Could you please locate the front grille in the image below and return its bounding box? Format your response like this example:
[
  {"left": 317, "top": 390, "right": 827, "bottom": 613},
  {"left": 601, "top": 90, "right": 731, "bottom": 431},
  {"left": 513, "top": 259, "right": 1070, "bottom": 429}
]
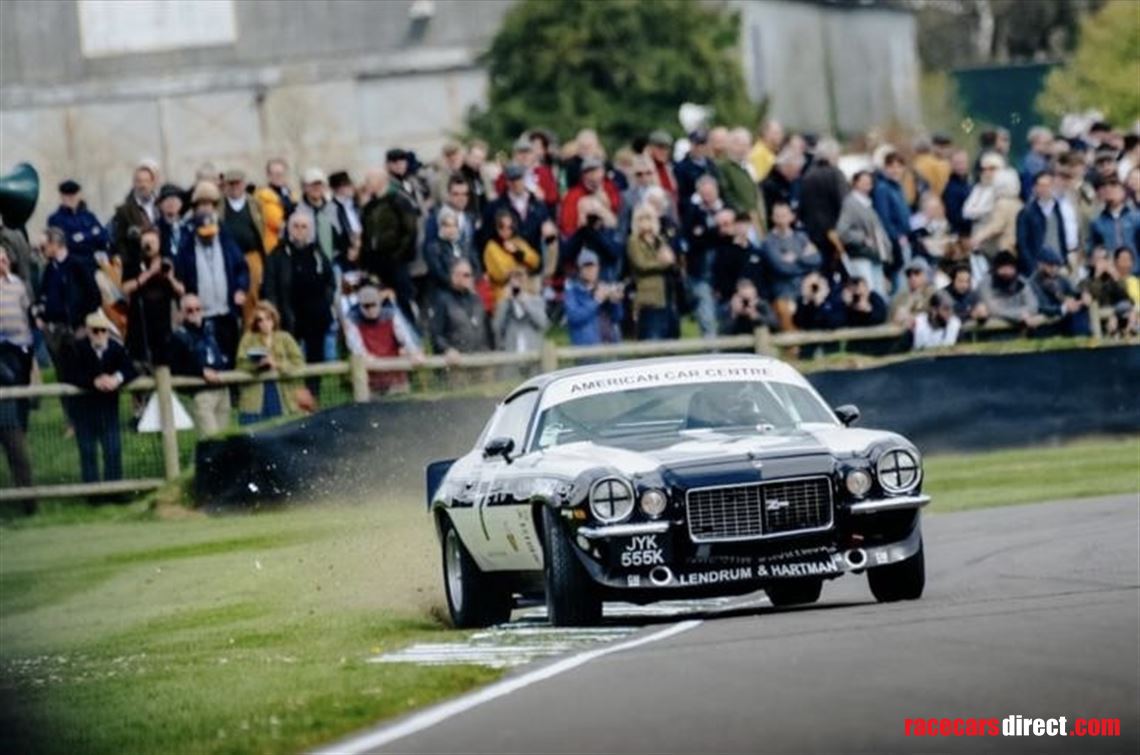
[{"left": 686, "top": 477, "right": 833, "bottom": 543}]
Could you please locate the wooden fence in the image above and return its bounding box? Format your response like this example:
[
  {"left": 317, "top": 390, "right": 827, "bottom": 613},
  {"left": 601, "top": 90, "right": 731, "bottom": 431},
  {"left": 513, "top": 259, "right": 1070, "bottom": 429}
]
[{"left": 0, "top": 312, "right": 1111, "bottom": 502}]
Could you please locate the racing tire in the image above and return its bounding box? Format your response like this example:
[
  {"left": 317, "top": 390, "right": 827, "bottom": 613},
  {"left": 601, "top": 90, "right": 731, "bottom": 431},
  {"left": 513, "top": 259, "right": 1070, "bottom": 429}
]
[
  {"left": 867, "top": 540, "right": 925, "bottom": 602},
  {"left": 541, "top": 506, "right": 603, "bottom": 626},
  {"left": 441, "top": 518, "right": 513, "bottom": 628},
  {"left": 765, "top": 578, "right": 823, "bottom": 607}
]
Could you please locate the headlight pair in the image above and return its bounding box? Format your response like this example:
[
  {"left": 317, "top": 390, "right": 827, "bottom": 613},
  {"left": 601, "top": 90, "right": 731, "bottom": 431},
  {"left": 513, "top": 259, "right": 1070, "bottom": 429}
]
[
  {"left": 844, "top": 448, "right": 922, "bottom": 497},
  {"left": 588, "top": 478, "right": 667, "bottom": 522}
]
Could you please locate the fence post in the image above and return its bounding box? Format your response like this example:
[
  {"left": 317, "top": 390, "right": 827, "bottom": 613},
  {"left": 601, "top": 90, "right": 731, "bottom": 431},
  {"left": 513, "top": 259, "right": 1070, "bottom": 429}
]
[
  {"left": 752, "top": 325, "right": 772, "bottom": 356},
  {"left": 541, "top": 339, "right": 559, "bottom": 373},
  {"left": 1089, "top": 302, "right": 1102, "bottom": 340},
  {"left": 154, "top": 365, "right": 181, "bottom": 482},
  {"left": 350, "top": 353, "right": 370, "bottom": 403}
]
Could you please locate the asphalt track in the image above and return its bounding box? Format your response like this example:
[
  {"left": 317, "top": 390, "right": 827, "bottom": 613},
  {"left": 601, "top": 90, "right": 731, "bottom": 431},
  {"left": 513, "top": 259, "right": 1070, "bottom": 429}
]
[{"left": 330, "top": 495, "right": 1140, "bottom": 754}]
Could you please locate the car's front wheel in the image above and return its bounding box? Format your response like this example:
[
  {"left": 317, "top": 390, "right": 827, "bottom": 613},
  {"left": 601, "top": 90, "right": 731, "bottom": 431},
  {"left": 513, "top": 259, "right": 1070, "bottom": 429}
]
[
  {"left": 765, "top": 578, "right": 823, "bottom": 607},
  {"left": 867, "top": 540, "right": 925, "bottom": 602},
  {"left": 442, "top": 518, "right": 513, "bottom": 628},
  {"left": 542, "top": 506, "right": 602, "bottom": 626}
]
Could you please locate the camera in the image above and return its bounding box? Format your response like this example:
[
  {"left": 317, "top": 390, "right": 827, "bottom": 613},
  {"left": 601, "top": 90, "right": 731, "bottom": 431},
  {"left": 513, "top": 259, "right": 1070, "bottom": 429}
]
[{"left": 160, "top": 259, "right": 173, "bottom": 275}]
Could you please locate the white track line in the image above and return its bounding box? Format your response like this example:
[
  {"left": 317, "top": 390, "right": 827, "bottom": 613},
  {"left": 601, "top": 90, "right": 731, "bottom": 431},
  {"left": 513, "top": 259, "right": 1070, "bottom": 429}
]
[{"left": 312, "top": 619, "right": 703, "bottom": 754}]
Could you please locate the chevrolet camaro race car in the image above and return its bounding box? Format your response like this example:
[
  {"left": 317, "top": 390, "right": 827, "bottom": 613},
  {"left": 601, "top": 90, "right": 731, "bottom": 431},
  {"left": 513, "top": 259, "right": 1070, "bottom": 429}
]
[{"left": 426, "top": 355, "right": 929, "bottom": 627}]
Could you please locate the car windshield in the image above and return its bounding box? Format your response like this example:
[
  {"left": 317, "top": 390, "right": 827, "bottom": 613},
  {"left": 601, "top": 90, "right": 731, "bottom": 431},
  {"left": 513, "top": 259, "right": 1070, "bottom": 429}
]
[{"left": 532, "top": 380, "right": 836, "bottom": 451}]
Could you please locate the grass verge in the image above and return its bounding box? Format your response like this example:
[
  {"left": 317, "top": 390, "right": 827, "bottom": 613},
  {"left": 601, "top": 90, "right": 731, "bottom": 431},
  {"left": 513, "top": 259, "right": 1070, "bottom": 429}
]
[{"left": 0, "top": 437, "right": 1137, "bottom": 754}]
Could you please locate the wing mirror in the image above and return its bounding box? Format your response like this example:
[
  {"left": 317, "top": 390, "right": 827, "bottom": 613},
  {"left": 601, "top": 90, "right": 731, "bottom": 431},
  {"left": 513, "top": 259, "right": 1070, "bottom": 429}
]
[
  {"left": 834, "top": 404, "right": 860, "bottom": 426},
  {"left": 483, "top": 436, "right": 515, "bottom": 461}
]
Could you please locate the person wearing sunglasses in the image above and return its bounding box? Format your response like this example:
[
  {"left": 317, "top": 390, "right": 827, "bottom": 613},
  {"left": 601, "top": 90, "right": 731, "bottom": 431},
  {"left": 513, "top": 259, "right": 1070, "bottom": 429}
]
[
  {"left": 343, "top": 285, "right": 422, "bottom": 395},
  {"left": 236, "top": 301, "right": 306, "bottom": 426},
  {"left": 69, "top": 309, "right": 136, "bottom": 487}
]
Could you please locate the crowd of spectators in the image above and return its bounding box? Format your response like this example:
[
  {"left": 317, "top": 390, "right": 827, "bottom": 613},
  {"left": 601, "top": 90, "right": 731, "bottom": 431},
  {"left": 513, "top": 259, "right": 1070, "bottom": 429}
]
[{"left": 2, "top": 114, "right": 1140, "bottom": 500}]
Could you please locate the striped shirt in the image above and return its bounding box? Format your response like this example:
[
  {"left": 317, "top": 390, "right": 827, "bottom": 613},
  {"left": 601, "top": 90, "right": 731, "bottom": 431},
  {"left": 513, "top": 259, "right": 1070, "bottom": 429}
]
[{"left": 0, "top": 273, "right": 32, "bottom": 346}]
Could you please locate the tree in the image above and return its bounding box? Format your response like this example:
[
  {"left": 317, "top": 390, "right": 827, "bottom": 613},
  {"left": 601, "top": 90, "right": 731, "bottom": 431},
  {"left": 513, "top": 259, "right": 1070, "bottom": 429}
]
[
  {"left": 466, "top": 0, "right": 760, "bottom": 151},
  {"left": 1037, "top": 0, "right": 1140, "bottom": 125}
]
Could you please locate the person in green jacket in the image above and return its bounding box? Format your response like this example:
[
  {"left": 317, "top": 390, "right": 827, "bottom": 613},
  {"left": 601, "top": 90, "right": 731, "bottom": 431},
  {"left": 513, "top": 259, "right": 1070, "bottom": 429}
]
[
  {"left": 236, "top": 301, "right": 306, "bottom": 425},
  {"left": 717, "top": 127, "right": 767, "bottom": 235},
  {"left": 627, "top": 204, "right": 680, "bottom": 340}
]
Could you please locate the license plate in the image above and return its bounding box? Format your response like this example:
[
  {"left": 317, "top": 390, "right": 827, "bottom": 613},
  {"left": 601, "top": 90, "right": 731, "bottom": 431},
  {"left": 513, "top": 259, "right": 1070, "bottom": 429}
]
[{"left": 611, "top": 533, "right": 671, "bottom": 570}]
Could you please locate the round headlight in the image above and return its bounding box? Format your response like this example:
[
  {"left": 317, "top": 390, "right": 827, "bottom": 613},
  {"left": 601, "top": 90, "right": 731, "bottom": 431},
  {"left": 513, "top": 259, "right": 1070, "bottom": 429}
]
[
  {"left": 845, "top": 469, "right": 873, "bottom": 498},
  {"left": 639, "top": 489, "right": 668, "bottom": 518},
  {"left": 589, "top": 478, "right": 635, "bottom": 523},
  {"left": 877, "top": 448, "right": 922, "bottom": 494}
]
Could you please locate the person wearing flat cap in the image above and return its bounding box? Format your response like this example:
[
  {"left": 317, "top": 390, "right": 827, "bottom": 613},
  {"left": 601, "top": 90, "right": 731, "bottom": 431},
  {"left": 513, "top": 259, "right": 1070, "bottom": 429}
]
[
  {"left": 219, "top": 168, "right": 266, "bottom": 326},
  {"left": 69, "top": 308, "right": 136, "bottom": 485},
  {"left": 296, "top": 167, "right": 346, "bottom": 263},
  {"left": 47, "top": 179, "right": 108, "bottom": 263},
  {"left": 889, "top": 256, "right": 937, "bottom": 326},
  {"left": 646, "top": 130, "right": 677, "bottom": 201},
  {"left": 173, "top": 181, "right": 250, "bottom": 365}
]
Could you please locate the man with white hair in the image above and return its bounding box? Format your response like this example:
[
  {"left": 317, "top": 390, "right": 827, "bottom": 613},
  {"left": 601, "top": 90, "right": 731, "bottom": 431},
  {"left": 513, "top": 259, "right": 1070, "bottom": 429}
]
[
  {"left": 761, "top": 147, "right": 805, "bottom": 219},
  {"left": 717, "top": 127, "right": 765, "bottom": 233}
]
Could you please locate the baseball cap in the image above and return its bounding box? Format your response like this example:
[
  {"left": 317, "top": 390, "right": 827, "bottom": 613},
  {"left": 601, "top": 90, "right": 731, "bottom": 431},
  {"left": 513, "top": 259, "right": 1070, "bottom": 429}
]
[
  {"left": 512, "top": 137, "right": 534, "bottom": 152},
  {"left": 581, "top": 156, "right": 604, "bottom": 172},
  {"left": 301, "top": 168, "right": 327, "bottom": 185},
  {"left": 648, "top": 130, "right": 673, "bottom": 147},
  {"left": 905, "top": 257, "right": 931, "bottom": 275},
  {"left": 504, "top": 163, "right": 526, "bottom": 180},
  {"left": 357, "top": 286, "right": 382, "bottom": 306},
  {"left": 1038, "top": 246, "right": 1064, "bottom": 266},
  {"left": 688, "top": 129, "right": 709, "bottom": 145},
  {"left": 385, "top": 148, "right": 408, "bottom": 162},
  {"left": 58, "top": 179, "right": 81, "bottom": 195},
  {"left": 577, "top": 249, "right": 600, "bottom": 268}
]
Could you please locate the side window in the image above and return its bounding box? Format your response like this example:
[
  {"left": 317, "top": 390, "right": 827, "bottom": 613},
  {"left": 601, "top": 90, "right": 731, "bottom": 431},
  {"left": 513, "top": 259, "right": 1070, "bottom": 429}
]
[{"left": 486, "top": 390, "right": 539, "bottom": 454}]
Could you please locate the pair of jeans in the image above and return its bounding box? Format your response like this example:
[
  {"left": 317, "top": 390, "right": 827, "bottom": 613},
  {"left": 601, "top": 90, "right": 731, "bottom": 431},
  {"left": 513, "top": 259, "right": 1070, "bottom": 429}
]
[
  {"left": 689, "top": 279, "right": 718, "bottom": 338},
  {"left": 74, "top": 399, "right": 122, "bottom": 483},
  {"left": 637, "top": 307, "right": 679, "bottom": 341}
]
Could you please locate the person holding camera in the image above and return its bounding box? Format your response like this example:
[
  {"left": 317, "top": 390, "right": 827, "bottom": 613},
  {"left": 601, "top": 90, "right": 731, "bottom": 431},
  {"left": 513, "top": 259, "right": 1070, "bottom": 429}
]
[
  {"left": 564, "top": 250, "right": 624, "bottom": 346},
  {"left": 911, "top": 290, "right": 962, "bottom": 350},
  {"left": 121, "top": 227, "right": 183, "bottom": 369},
  {"left": 484, "top": 210, "right": 541, "bottom": 303},
  {"left": 842, "top": 276, "right": 889, "bottom": 327},
  {"left": 721, "top": 278, "right": 776, "bottom": 335},
  {"left": 562, "top": 195, "right": 625, "bottom": 282},
  {"left": 628, "top": 203, "right": 680, "bottom": 340},
  {"left": 492, "top": 267, "right": 549, "bottom": 354},
  {"left": 235, "top": 301, "right": 306, "bottom": 426},
  {"left": 793, "top": 271, "right": 847, "bottom": 331}
]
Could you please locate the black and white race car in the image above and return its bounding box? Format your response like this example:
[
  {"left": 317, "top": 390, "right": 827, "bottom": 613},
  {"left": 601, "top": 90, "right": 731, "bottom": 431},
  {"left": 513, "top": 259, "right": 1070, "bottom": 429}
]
[{"left": 427, "top": 355, "right": 928, "bottom": 627}]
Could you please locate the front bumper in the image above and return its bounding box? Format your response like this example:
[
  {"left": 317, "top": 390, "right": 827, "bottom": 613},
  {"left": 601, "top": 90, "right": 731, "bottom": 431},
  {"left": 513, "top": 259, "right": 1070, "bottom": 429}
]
[{"left": 572, "top": 494, "right": 926, "bottom": 591}]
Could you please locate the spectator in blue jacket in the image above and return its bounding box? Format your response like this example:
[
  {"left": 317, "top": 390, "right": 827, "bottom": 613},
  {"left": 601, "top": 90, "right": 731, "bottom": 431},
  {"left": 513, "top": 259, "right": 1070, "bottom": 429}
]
[
  {"left": 1019, "top": 127, "right": 1054, "bottom": 201},
  {"left": 174, "top": 181, "right": 249, "bottom": 364},
  {"left": 1088, "top": 177, "right": 1139, "bottom": 271},
  {"left": 564, "top": 250, "right": 623, "bottom": 345},
  {"left": 761, "top": 202, "right": 821, "bottom": 331},
  {"left": 1015, "top": 170, "right": 1067, "bottom": 276},
  {"left": 943, "top": 150, "right": 973, "bottom": 235},
  {"left": 872, "top": 152, "right": 913, "bottom": 288},
  {"left": 46, "top": 180, "right": 107, "bottom": 264}
]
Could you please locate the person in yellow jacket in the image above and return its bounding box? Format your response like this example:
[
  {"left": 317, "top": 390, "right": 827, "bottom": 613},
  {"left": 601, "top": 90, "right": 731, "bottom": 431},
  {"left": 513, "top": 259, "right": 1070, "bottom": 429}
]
[
  {"left": 748, "top": 119, "right": 784, "bottom": 182},
  {"left": 255, "top": 158, "right": 295, "bottom": 254},
  {"left": 483, "top": 210, "right": 541, "bottom": 302},
  {"left": 235, "top": 301, "right": 307, "bottom": 425}
]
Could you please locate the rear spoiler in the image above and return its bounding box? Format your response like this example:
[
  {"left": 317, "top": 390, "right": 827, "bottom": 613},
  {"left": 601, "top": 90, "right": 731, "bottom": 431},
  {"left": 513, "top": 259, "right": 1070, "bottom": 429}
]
[{"left": 425, "top": 459, "right": 456, "bottom": 509}]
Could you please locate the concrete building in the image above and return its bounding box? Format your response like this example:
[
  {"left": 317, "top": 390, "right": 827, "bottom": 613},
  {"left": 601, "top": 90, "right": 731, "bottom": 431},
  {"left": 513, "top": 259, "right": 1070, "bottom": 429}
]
[
  {"left": 1, "top": 0, "right": 513, "bottom": 226},
  {"left": 1, "top": 0, "right": 919, "bottom": 228}
]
